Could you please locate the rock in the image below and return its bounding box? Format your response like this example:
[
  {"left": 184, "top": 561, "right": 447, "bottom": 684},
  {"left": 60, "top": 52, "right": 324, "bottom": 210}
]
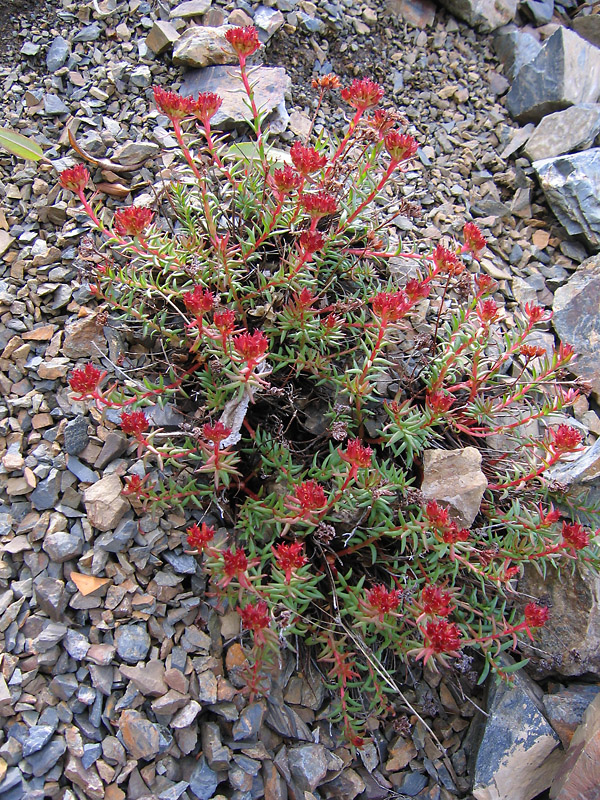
[
  {"left": 232, "top": 702, "right": 265, "bottom": 740},
  {"left": 83, "top": 473, "right": 130, "bottom": 531},
  {"left": 119, "top": 710, "right": 161, "bottom": 760},
  {"left": 472, "top": 661, "right": 563, "bottom": 800},
  {"left": 202, "top": 721, "right": 231, "bottom": 770},
  {"left": 543, "top": 684, "right": 600, "bottom": 747},
  {"left": 64, "top": 415, "right": 90, "bottom": 456},
  {"left": 523, "top": 104, "right": 600, "bottom": 162},
  {"left": 95, "top": 517, "right": 138, "bottom": 552},
  {"left": 34, "top": 576, "right": 67, "bottom": 620},
  {"left": 46, "top": 36, "right": 70, "bottom": 71},
  {"left": 0, "top": 231, "right": 15, "bottom": 256},
  {"left": 170, "top": 0, "right": 212, "bottom": 17},
  {"left": 189, "top": 756, "right": 219, "bottom": 800},
  {"left": 95, "top": 432, "right": 128, "bottom": 469},
  {"left": 552, "top": 255, "right": 600, "bottom": 395},
  {"left": 181, "top": 66, "right": 291, "bottom": 130},
  {"left": 171, "top": 700, "right": 202, "bottom": 728},
  {"left": 506, "top": 28, "right": 600, "bottom": 124},
  {"left": 288, "top": 744, "right": 329, "bottom": 792},
  {"left": 572, "top": 13, "right": 600, "bottom": 49},
  {"left": 42, "top": 532, "right": 83, "bottom": 563},
  {"left": 385, "top": 0, "right": 436, "bottom": 28},
  {"left": 420, "top": 446, "right": 487, "bottom": 527},
  {"left": 113, "top": 141, "right": 160, "bottom": 165},
  {"left": 546, "top": 436, "right": 600, "bottom": 487},
  {"left": 119, "top": 660, "right": 167, "bottom": 696},
  {"left": 493, "top": 26, "right": 542, "bottom": 81},
  {"left": 550, "top": 692, "right": 600, "bottom": 799},
  {"left": 521, "top": 0, "right": 554, "bottom": 25},
  {"left": 321, "top": 768, "right": 366, "bottom": 800},
  {"left": 62, "top": 314, "right": 107, "bottom": 359},
  {"left": 173, "top": 26, "right": 237, "bottom": 68},
  {"left": 115, "top": 624, "right": 151, "bottom": 664},
  {"left": 23, "top": 726, "right": 55, "bottom": 756},
  {"left": 130, "top": 65, "right": 152, "bottom": 88},
  {"left": 64, "top": 755, "right": 104, "bottom": 800},
  {"left": 519, "top": 561, "right": 600, "bottom": 677},
  {"left": 44, "top": 94, "right": 69, "bottom": 115},
  {"left": 255, "top": 6, "right": 285, "bottom": 41},
  {"left": 437, "top": 0, "right": 517, "bottom": 31},
  {"left": 30, "top": 469, "right": 60, "bottom": 510},
  {"left": 146, "top": 20, "right": 180, "bottom": 55},
  {"left": 73, "top": 23, "right": 102, "bottom": 42},
  {"left": 533, "top": 149, "right": 600, "bottom": 250}
]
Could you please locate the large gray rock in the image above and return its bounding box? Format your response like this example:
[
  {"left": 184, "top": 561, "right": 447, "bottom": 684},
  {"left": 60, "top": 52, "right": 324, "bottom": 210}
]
[
  {"left": 173, "top": 25, "right": 237, "bottom": 68},
  {"left": 550, "top": 692, "right": 600, "bottom": 799},
  {"left": 533, "top": 149, "right": 600, "bottom": 250},
  {"left": 521, "top": 0, "right": 554, "bottom": 26},
  {"left": 437, "top": 0, "right": 517, "bottom": 32},
  {"left": 181, "top": 66, "right": 291, "bottom": 131},
  {"left": 572, "top": 13, "right": 600, "bottom": 49},
  {"left": 472, "top": 662, "right": 563, "bottom": 800},
  {"left": 552, "top": 256, "right": 600, "bottom": 394},
  {"left": 493, "top": 26, "right": 542, "bottom": 81},
  {"left": 506, "top": 28, "right": 600, "bottom": 123},
  {"left": 524, "top": 104, "right": 600, "bottom": 161}
]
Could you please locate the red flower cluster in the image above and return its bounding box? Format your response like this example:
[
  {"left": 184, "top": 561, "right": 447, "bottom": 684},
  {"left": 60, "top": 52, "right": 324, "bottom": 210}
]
[
  {"left": 233, "top": 330, "right": 269, "bottom": 364},
  {"left": 461, "top": 222, "right": 486, "bottom": 258},
  {"left": 60, "top": 164, "right": 89, "bottom": 193},
  {"left": 238, "top": 600, "right": 270, "bottom": 644},
  {"left": 183, "top": 286, "right": 215, "bottom": 315},
  {"left": 273, "top": 541, "right": 307, "bottom": 583},
  {"left": 120, "top": 410, "right": 149, "bottom": 437},
  {"left": 69, "top": 363, "right": 104, "bottom": 396},
  {"left": 113, "top": 206, "right": 154, "bottom": 237},
  {"left": 405, "top": 278, "right": 430, "bottom": 302},
  {"left": 476, "top": 298, "right": 500, "bottom": 325},
  {"left": 524, "top": 602, "right": 550, "bottom": 629},
  {"left": 301, "top": 191, "right": 338, "bottom": 219},
  {"left": 290, "top": 142, "right": 327, "bottom": 176},
  {"left": 340, "top": 439, "right": 373, "bottom": 469},
  {"left": 203, "top": 421, "right": 232, "bottom": 444},
  {"left": 426, "top": 501, "right": 469, "bottom": 544},
  {"left": 442, "top": 524, "right": 470, "bottom": 544},
  {"left": 122, "top": 474, "right": 146, "bottom": 496},
  {"left": 371, "top": 290, "right": 410, "bottom": 324},
  {"left": 341, "top": 78, "right": 384, "bottom": 111},
  {"left": 423, "top": 619, "right": 461, "bottom": 654},
  {"left": 433, "top": 244, "right": 463, "bottom": 275},
  {"left": 311, "top": 73, "right": 341, "bottom": 90},
  {"left": 213, "top": 309, "right": 237, "bottom": 336},
  {"left": 272, "top": 164, "right": 303, "bottom": 197},
  {"left": 225, "top": 25, "right": 260, "bottom": 61},
  {"left": 550, "top": 424, "right": 583, "bottom": 455},
  {"left": 192, "top": 92, "right": 223, "bottom": 124},
  {"left": 384, "top": 131, "right": 418, "bottom": 164},
  {"left": 520, "top": 344, "right": 547, "bottom": 360},
  {"left": 299, "top": 230, "right": 325, "bottom": 254},
  {"left": 538, "top": 504, "right": 561, "bottom": 526},
  {"left": 294, "top": 480, "right": 327, "bottom": 512},
  {"left": 426, "top": 391, "right": 454, "bottom": 414},
  {"left": 524, "top": 303, "right": 548, "bottom": 324},
  {"left": 221, "top": 547, "right": 252, "bottom": 589},
  {"left": 186, "top": 522, "right": 215, "bottom": 551},
  {"left": 365, "top": 584, "right": 402, "bottom": 621},
  {"left": 561, "top": 521, "right": 590, "bottom": 551},
  {"left": 370, "top": 109, "right": 398, "bottom": 137},
  {"left": 476, "top": 274, "right": 496, "bottom": 296},
  {"left": 296, "top": 287, "right": 315, "bottom": 308},
  {"left": 421, "top": 585, "right": 453, "bottom": 617},
  {"left": 153, "top": 86, "right": 195, "bottom": 119}
]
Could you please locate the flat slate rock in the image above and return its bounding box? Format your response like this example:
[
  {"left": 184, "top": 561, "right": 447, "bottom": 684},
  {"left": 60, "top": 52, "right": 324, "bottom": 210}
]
[
  {"left": 493, "top": 26, "right": 542, "bottom": 81},
  {"left": 524, "top": 104, "right": 600, "bottom": 162},
  {"left": 437, "top": 0, "right": 517, "bottom": 32}
]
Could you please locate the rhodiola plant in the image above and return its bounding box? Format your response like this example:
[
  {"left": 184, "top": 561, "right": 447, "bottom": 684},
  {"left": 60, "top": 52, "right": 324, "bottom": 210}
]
[{"left": 61, "top": 25, "right": 599, "bottom": 745}]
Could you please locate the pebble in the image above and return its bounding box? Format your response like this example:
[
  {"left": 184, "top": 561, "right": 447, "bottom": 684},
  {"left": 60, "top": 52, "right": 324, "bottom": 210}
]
[{"left": 115, "top": 623, "right": 151, "bottom": 663}]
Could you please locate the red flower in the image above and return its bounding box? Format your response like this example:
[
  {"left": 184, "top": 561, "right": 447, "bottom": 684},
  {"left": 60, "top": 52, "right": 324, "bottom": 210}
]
[
  {"left": 538, "top": 505, "right": 561, "bottom": 526},
  {"left": 113, "top": 206, "right": 154, "bottom": 237},
  {"left": 461, "top": 222, "right": 486, "bottom": 259},
  {"left": 233, "top": 330, "right": 269, "bottom": 364},
  {"left": 187, "top": 522, "right": 215, "bottom": 551},
  {"left": 323, "top": 313, "right": 341, "bottom": 331},
  {"left": 476, "top": 274, "right": 496, "bottom": 296},
  {"left": 238, "top": 601, "right": 270, "bottom": 645},
  {"left": 524, "top": 303, "right": 548, "bottom": 324},
  {"left": 423, "top": 619, "right": 461, "bottom": 654},
  {"left": 273, "top": 541, "right": 307, "bottom": 583},
  {"left": 442, "top": 523, "right": 470, "bottom": 544},
  {"left": 203, "top": 422, "right": 232, "bottom": 444},
  {"left": 69, "top": 363, "right": 104, "bottom": 396},
  {"left": 425, "top": 500, "right": 450, "bottom": 528},
  {"left": 561, "top": 521, "right": 589, "bottom": 551},
  {"left": 301, "top": 191, "right": 338, "bottom": 219},
  {"left": 340, "top": 439, "right": 373, "bottom": 469},
  {"left": 60, "top": 164, "right": 89, "bottom": 193},
  {"left": 120, "top": 410, "right": 149, "bottom": 437},
  {"left": 421, "top": 585, "right": 453, "bottom": 617},
  {"left": 433, "top": 244, "right": 462, "bottom": 275},
  {"left": 427, "top": 391, "right": 454, "bottom": 414},
  {"left": 296, "top": 288, "right": 315, "bottom": 308},
  {"left": 294, "top": 480, "right": 327, "bottom": 512},
  {"left": 221, "top": 547, "right": 251, "bottom": 589},
  {"left": 365, "top": 584, "right": 402, "bottom": 621},
  {"left": 299, "top": 230, "right": 325, "bottom": 254},
  {"left": 405, "top": 278, "right": 429, "bottom": 302},
  {"left": 192, "top": 92, "right": 223, "bottom": 124},
  {"left": 213, "top": 309, "right": 237, "bottom": 336},
  {"left": 153, "top": 86, "right": 195, "bottom": 119},
  {"left": 556, "top": 342, "right": 574, "bottom": 363},
  {"left": 183, "top": 286, "right": 215, "bottom": 315},
  {"left": 341, "top": 78, "right": 384, "bottom": 111},
  {"left": 122, "top": 474, "right": 146, "bottom": 496},
  {"left": 272, "top": 164, "right": 303, "bottom": 197},
  {"left": 384, "top": 130, "right": 418, "bottom": 164},
  {"left": 550, "top": 424, "right": 583, "bottom": 454},
  {"left": 520, "top": 344, "right": 547, "bottom": 360},
  {"left": 476, "top": 298, "right": 500, "bottom": 325},
  {"left": 225, "top": 25, "right": 260, "bottom": 61},
  {"left": 290, "top": 142, "right": 327, "bottom": 176},
  {"left": 524, "top": 602, "right": 550, "bottom": 629},
  {"left": 370, "top": 109, "right": 398, "bottom": 137},
  {"left": 371, "top": 291, "right": 410, "bottom": 323},
  {"left": 311, "top": 73, "right": 341, "bottom": 90}
]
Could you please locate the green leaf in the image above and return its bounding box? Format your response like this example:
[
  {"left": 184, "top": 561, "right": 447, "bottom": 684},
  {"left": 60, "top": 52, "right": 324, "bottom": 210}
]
[{"left": 0, "top": 128, "right": 44, "bottom": 161}]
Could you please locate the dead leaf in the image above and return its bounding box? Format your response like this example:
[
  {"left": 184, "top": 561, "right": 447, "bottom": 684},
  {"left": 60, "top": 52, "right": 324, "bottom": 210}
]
[{"left": 96, "top": 182, "right": 130, "bottom": 198}]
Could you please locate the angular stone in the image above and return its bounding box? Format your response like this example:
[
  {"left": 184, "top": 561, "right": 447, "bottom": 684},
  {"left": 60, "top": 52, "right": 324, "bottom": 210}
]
[
  {"left": 553, "top": 255, "right": 600, "bottom": 395},
  {"left": 119, "top": 710, "right": 160, "bottom": 760},
  {"left": 95, "top": 432, "right": 128, "bottom": 469},
  {"left": 255, "top": 6, "right": 285, "bottom": 41},
  {"left": 113, "top": 141, "right": 160, "bottom": 165},
  {"left": 437, "top": 0, "right": 517, "bottom": 32},
  {"left": 115, "top": 624, "right": 151, "bottom": 664},
  {"left": 83, "top": 473, "right": 130, "bottom": 531},
  {"left": 506, "top": 28, "right": 600, "bottom": 124},
  {"left": 189, "top": 755, "right": 219, "bottom": 800},
  {"left": 421, "top": 446, "right": 487, "bottom": 527},
  {"left": 524, "top": 104, "right": 600, "bottom": 162},
  {"left": 64, "top": 415, "right": 90, "bottom": 456},
  {"left": 42, "top": 532, "right": 83, "bottom": 563},
  {"left": 202, "top": 721, "right": 231, "bottom": 770},
  {"left": 171, "top": 700, "right": 202, "bottom": 728},
  {"left": 119, "top": 660, "right": 167, "bottom": 697},
  {"left": 521, "top": 0, "right": 554, "bottom": 26},
  {"left": 173, "top": 26, "right": 237, "bottom": 68},
  {"left": 62, "top": 315, "right": 107, "bottom": 359},
  {"left": 288, "top": 744, "right": 329, "bottom": 793},
  {"left": 28, "top": 737, "right": 66, "bottom": 778},
  {"left": 385, "top": 0, "right": 436, "bottom": 28},
  {"left": 73, "top": 23, "right": 101, "bottom": 42},
  {"left": 34, "top": 577, "right": 67, "bottom": 620},
  {"left": 573, "top": 13, "right": 600, "bottom": 49},
  {"left": 44, "top": 94, "right": 69, "bottom": 115},
  {"left": 146, "top": 20, "right": 180, "bottom": 54},
  {"left": 23, "top": 726, "right": 55, "bottom": 756},
  {"left": 321, "top": 768, "right": 366, "bottom": 800},
  {"left": 64, "top": 755, "right": 104, "bottom": 800},
  {"left": 151, "top": 689, "right": 189, "bottom": 715},
  {"left": 472, "top": 661, "right": 563, "bottom": 800},
  {"left": 46, "top": 36, "right": 70, "bottom": 71},
  {"left": 544, "top": 684, "right": 600, "bottom": 747},
  {"left": 95, "top": 517, "right": 138, "bottom": 553},
  {"left": 181, "top": 65, "right": 291, "bottom": 130},
  {"left": 493, "top": 26, "right": 542, "bottom": 81},
  {"left": 30, "top": 469, "right": 60, "bottom": 511},
  {"left": 550, "top": 692, "right": 600, "bottom": 799},
  {"left": 170, "top": 0, "right": 212, "bottom": 17},
  {"left": 533, "top": 149, "right": 600, "bottom": 250}
]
